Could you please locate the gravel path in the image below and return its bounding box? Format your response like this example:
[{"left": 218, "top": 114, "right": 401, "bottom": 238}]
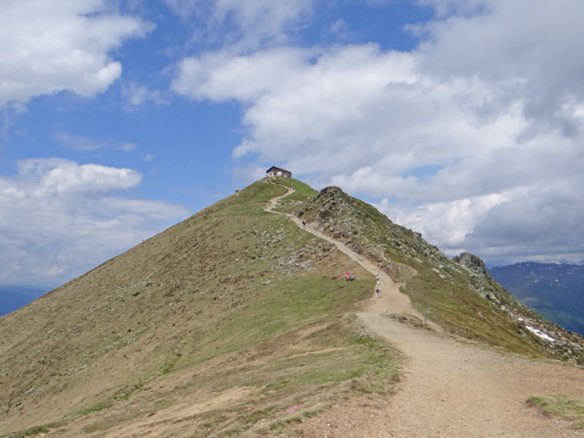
[
  {"left": 353, "top": 313, "right": 584, "bottom": 437},
  {"left": 266, "top": 184, "right": 584, "bottom": 437}
]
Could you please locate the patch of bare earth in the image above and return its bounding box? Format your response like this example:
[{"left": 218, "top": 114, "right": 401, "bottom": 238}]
[{"left": 101, "top": 387, "right": 254, "bottom": 438}]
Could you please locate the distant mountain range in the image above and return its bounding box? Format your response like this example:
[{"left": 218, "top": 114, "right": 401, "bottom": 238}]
[
  {"left": 490, "top": 262, "right": 584, "bottom": 335},
  {"left": 0, "top": 285, "right": 48, "bottom": 317}
]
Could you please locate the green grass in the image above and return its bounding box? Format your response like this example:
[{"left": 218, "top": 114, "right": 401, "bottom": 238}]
[
  {"left": 2, "top": 179, "right": 399, "bottom": 437},
  {"left": 76, "top": 400, "right": 113, "bottom": 417},
  {"left": 528, "top": 395, "right": 584, "bottom": 429},
  {"left": 196, "top": 315, "right": 400, "bottom": 436},
  {"left": 22, "top": 425, "right": 50, "bottom": 436},
  {"left": 113, "top": 382, "right": 144, "bottom": 401},
  {"left": 18, "top": 419, "right": 69, "bottom": 437},
  {"left": 401, "top": 263, "right": 548, "bottom": 357},
  {"left": 269, "top": 177, "right": 318, "bottom": 212}
]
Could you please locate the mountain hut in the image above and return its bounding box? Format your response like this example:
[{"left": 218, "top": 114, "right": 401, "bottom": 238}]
[{"left": 266, "top": 166, "right": 292, "bottom": 178}]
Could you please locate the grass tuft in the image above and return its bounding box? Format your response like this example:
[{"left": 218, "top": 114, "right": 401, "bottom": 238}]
[
  {"left": 22, "top": 425, "right": 50, "bottom": 436},
  {"left": 527, "top": 395, "right": 584, "bottom": 429}
]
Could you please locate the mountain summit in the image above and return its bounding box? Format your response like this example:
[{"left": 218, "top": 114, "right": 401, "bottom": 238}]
[{"left": 1, "top": 178, "right": 583, "bottom": 437}]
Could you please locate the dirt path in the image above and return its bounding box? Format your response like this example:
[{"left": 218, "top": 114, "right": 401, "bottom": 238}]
[
  {"left": 264, "top": 184, "right": 429, "bottom": 323},
  {"left": 266, "top": 184, "right": 584, "bottom": 437},
  {"left": 350, "top": 314, "right": 584, "bottom": 437}
]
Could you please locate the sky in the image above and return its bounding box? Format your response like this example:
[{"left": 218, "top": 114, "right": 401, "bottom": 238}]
[{"left": 1, "top": 0, "right": 583, "bottom": 287}]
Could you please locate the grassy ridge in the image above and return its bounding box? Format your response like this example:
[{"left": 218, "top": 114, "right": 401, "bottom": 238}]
[{"left": 1, "top": 179, "right": 399, "bottom": 436}]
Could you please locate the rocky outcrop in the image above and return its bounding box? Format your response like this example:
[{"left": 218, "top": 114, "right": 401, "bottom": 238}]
[
  {"left": 453, "top": 252, "right": 506, "bottom": 304},
  {"left": 296, "top": 186, "right": 444, "bottom": 280},
  {"left": 453, "top": 252, "right": 489, "bottom": 277}
]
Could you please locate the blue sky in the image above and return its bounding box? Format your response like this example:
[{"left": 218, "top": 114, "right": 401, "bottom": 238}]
[{"left": 1, "top": 0, "right": 584, "bottom": 287}]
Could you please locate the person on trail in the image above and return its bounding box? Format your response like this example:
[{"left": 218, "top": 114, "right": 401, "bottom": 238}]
[
  {"left": 345, "top": 271, "right": 355, "bottom": 281},
  {"left": 375, "top": 287, "right": 380, "bottom": 297}
]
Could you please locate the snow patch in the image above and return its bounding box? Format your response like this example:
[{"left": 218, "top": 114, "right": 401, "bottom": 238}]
[{"left": 526, "top": 325, "right": 555, "bottom": 343}]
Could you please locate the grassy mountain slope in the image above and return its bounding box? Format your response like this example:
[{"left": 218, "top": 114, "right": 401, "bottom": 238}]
[
  {"left": 294, "top": 186, "right": 584, "bottom": 364},
  {"left": 0, "top": 179, "right": 398, "bottom": 437},
  {"left": 2, "top": 177, "right": 583, "bottom": 436}
]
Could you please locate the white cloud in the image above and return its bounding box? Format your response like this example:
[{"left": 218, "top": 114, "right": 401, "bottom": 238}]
[
  {"left": 378, "top": 190, "right": 516, "bottom": 251},
  {"left": 416, "top": 0, "right": 584, "bottom": 133},
  {"left": 212, "top": 0, "right": 314, "bottom": 46},
  {"left": 0, "top": 158, "right": 187, "bottom": 286},
  {"left": 164, "top": 0, "right": 315, "bottom": 49},
  {"left": 122, "top": 83, "right": 169, "bottom": 109},
  {"left": 163, "top": 0, "right": 205, "bottom": 19},
  {"left": 416, "top": 0, "right": 489, "bottom": 18},
  {"left": 55, "top": 131, "right": 138, "bottom": 153},
  {"left": 55, "top": 131, "right": 108, "bottom": 151},
  {"left": 466, "top": 180, "right": 584, "bottom": 264},
  {"left": 120, "top": 142, "right": 137, "bottom": 152},
  {"left": 140, "top": 153, "right": 155, "bottom": 162},
  {"left": 0, "top": 0, "right": 150, "bottom": 108},
  {"left": 173, "top": 47, "right": 314, "bottom": 102},
  {"left": 172, "top": 0, "right": 584, "bottom": 263}
]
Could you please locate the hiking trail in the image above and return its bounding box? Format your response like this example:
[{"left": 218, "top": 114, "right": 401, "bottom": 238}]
[{"left": 266, "top": 183, "right": 584, "bottom": 437}]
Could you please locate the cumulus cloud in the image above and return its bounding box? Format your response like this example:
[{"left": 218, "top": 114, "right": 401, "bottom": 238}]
[
  {"left": 164, "top": 0, "right": 315, "bottom": 49},
  {"left": 172, "top": 0, "right": 584, "bottom": 263},
  {"left": 173, "top": 47, "right": 315, "bottom": 102},
  {"left": 378, "top": 190, "right": 518, "bottom": 252},
  {"left": 121, "top": 83, "right": 169, "bottom": 109},
  {"left": 0, "top": 159, "right": 187, "bottom": 286},
  {"left": 466, "top": 180, "right": 584, "bottom": 264},
  {"left": 416, "top": 0, "right": 584, "bottom": 135},
  {"left": 0, "top": 0, "right": 150, "bottom": 108}
]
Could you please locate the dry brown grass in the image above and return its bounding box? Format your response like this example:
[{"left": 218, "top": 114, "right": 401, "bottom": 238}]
[{"left": 1, "top": 179, "right": 399, "bottom": 437}]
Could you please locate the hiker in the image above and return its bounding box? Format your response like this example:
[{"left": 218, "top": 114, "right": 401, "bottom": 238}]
[
  {"left": 375, "top": 287, "right": 380, "bottom": 297},
  {"left": 345, "top": 271, "right": 355, "bottom": 281},
  {"left": 302, "top": 220, "right": 306, "bottom": 227}
]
